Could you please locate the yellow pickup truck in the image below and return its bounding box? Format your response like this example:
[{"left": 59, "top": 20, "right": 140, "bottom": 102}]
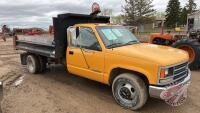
[{"left": 15, "top": 13, "right": 191, "bottom": 110}]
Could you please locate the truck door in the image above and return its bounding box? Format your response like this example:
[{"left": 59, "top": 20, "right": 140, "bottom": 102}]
[{"left": 67, "top": 27, "right": 104, "bottom": 82}]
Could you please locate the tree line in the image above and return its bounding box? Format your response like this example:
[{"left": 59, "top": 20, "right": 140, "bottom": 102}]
[
  {"left": 165, "top": 0, "right": 197, "bottom": 28},
  {"left": 107, "top": 0, "right": 198, "bottom": 28}
]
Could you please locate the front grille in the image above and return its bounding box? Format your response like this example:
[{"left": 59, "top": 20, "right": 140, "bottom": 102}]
[
  {"left": 173, "top": 62, "right": 188, "bottom": 80},
  {"left": 174, "top": 71, "right": 187, "bottom": 79},
  {"left": 173, "top": 62, "right": 188, "bottom": 84},
  {"left": 159, "top": 62, "right": 189, "bottom": 86},
  {"left": 174, "top": 62, "right": 188, "bottom": 70}
]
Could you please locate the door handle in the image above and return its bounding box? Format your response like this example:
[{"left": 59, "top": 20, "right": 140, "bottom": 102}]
[{"left": 69, "top": 51, "right": 74, "bottom": 55}]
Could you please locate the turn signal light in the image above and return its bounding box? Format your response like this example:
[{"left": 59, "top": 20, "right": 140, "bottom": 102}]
[{"left": 160, "top": 69, "right": 166, "bottom": 78}]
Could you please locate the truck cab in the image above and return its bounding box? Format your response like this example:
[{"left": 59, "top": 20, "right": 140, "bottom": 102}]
[
  {"left": 67, "top": 23, "right": 191, "bottom": 109},
  {"left": 15, "top": 13, "right": 191, "bottom": 110}
]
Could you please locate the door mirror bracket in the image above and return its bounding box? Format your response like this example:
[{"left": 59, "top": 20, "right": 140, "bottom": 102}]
[{"left": 76, "top": 27, "right": 79, "bottom": 38}]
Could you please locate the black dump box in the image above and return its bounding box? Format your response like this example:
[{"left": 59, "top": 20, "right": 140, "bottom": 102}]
[{"left": 15, "top": 13, "right": 110, "bottom": 59}]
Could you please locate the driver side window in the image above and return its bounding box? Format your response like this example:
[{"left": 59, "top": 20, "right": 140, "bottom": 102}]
[{"left": 76, "top": 27, "right": 101, "bottom": 51}]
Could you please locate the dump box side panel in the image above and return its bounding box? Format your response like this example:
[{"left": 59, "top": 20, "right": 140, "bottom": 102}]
[{"left": 16, "top": 40, "right": 55, "bottom": 58}]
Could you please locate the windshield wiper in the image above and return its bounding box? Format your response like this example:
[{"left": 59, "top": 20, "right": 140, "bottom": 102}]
[
  {"left": 107, "top": 41, "right": 139, "bottom": 48},
  {"left": 107, "top": 43, "right": 123, "bottom": 48},
  {"left": 125, "top": 40, "right": 139, "bottom": 45}
]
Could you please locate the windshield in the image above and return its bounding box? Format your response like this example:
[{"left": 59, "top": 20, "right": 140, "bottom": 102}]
[{"left": 96, "top": 26, "right": 139, "bottom": 48}]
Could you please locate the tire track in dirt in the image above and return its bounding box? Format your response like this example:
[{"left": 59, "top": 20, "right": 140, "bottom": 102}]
[{"left": 0, "top": 38, "right": 26, "bottom": 113}]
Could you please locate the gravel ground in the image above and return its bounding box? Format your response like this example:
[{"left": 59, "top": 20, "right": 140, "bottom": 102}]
[{"left": 0, "top": 38, "right": 200, "bottom": 113}]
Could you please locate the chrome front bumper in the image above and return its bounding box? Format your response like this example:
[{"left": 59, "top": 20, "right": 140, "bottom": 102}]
[{"left": 149, "top": 70, "right": 191, "bottom": 99}]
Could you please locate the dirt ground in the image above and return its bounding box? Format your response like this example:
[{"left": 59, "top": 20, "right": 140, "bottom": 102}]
[{"left": 0, "top": 38, "right": 200, "bottom": 113}]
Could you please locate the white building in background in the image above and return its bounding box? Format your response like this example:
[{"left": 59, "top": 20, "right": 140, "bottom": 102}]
[{"left": 187, "top": 10, "right": 200, "bottom": 31}]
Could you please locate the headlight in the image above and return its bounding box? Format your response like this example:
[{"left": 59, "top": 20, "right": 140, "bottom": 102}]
[
  {"left": 165, "top": 68, "right": 169, "bottom": 75},
  {"left": 160, "top": 68, "right": 167, "bottom": 78},
  {"left": 158, "top": 62, "right": 188, "bottom": 85},
  {"left": 160, "top": 67, "right": 173, "bottom": 79},
  {"left": 159, "top": 68, "right": 173, "bottom": 84}
]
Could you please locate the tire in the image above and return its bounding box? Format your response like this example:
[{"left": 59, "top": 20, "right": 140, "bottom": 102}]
[
  {"left": 112, "top": 73, "right": 148, "bottom": 110},
  {"left": 172, "top": 39, "right": 200, "bottom": 70},
  {"left": 26, "top": 55, "right": 40, "bottom": 74},
  {"left": 38, "top": 56, "right": 47, "bottom": 73}
]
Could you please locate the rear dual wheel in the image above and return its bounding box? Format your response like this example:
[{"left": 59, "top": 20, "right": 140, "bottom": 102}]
[
  {"left": 38, "top": 56, "right": 47, "bottom": 73},
  {"left": 26, "top": 55, "right": 47, "bottom": 74}
]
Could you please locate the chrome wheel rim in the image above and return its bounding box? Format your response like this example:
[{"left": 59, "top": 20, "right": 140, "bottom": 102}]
[
  {"left": 27, "top": 57, "right": 34, "bottom": 72},
  {"left": 116, "top": 81, "right": 138, "bottom": 104}
]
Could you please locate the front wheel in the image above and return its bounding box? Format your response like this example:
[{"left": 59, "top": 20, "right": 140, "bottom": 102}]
[{"left": 112, "top": 73, "right": 148, "bottom": 110}]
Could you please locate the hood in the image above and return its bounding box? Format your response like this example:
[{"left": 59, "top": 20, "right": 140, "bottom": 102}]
[{"left": 106, "top": 43, "right": 189, "bottom": 66}]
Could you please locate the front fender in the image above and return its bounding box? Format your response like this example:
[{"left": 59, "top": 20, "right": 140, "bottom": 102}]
[{"left": 103, "top": 65, "right": 157, "bottom": 85}]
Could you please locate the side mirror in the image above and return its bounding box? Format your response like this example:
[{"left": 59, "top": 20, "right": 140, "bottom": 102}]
[
  {"left": 76, "top": 27, "right": 79, "bottom": 38},
  {"left": 96, "top": 44, "right": 102, "bottom": 51}
]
